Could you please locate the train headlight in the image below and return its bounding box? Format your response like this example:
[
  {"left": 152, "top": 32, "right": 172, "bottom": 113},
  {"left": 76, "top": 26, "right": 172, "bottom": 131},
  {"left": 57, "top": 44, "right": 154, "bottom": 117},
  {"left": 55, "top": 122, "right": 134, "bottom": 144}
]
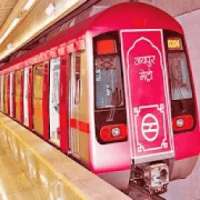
[
  {"left": 99, "top": 124, "right": 127, "bottom": 143},
  {"left": 176, "top": 118, "right": 184, "bottom": 128},
  {"left": 173, "top": 114, "right": 194, "bottom": 132},
  {"left": 111, "top": 127, "right": 121, "bottom": 137},
  {"left": 144, "top": 163, "right": 169, "bottom": 193}
]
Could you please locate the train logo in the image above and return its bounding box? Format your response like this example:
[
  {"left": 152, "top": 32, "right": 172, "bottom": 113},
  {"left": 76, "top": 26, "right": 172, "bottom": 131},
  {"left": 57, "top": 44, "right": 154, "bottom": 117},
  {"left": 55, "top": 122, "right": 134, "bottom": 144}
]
[
  {"left": 134, "top": 105, "right": 169, "bottom": 154},
  {"left": 141, "top": 113, "right": 159, "bottom": 142}
]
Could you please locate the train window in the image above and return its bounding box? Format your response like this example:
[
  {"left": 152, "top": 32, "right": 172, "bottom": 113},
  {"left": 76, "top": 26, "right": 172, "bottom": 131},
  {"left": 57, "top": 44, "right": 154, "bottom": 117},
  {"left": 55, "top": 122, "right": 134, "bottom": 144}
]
[
  {"left": 93, "top": 33, "right": 127, "bottom": 144},
  {"left": 94, "top": 34, "right": 124, "bottom": 109},
  {"left": 71, "top": 52, "right": 81, "bottom": 105},
  {"left": 165, "top": 33, "right": 195, "bottom": 133},
  {"left": 168, "top": 52, "right": 192, "bottom": 100},
  {"left": 15, "top": 70, "right": 23, "bottom": 121},
  {"left": 33, "top": 65, "right": 45, "bottom": 99}
]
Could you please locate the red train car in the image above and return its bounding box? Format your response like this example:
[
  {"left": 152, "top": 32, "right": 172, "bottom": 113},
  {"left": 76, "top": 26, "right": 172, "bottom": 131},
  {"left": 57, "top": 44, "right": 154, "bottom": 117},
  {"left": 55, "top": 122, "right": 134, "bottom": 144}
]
[{"left": 0, "top": 2, "right": 199, "bottom": 194}]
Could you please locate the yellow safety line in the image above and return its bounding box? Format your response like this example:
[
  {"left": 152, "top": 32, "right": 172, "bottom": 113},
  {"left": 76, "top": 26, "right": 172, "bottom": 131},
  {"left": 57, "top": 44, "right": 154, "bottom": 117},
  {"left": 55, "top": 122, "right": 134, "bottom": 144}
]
[{"left": 0, "top": 115, "right": 87, "bottom": 200}]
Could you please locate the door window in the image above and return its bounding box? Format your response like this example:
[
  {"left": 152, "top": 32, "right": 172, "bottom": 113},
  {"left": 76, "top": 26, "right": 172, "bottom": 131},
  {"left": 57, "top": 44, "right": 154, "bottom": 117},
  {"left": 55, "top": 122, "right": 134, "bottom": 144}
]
[{"left": 71, "top": 52, "right": 81, "bottom": 105}]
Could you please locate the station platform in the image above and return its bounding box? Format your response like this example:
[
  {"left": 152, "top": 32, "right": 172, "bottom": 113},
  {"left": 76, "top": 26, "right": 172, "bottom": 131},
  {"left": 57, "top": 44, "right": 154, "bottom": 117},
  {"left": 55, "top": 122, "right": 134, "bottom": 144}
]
[{"left": 0, "top": 113, "right": 131, "bottom": 200}]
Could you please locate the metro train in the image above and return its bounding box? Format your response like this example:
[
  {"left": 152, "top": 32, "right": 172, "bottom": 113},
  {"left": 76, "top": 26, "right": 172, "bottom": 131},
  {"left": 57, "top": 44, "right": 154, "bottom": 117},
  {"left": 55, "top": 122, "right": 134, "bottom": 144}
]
[{"left": 0, "top": 2, "right": 200, "bottom": 194}]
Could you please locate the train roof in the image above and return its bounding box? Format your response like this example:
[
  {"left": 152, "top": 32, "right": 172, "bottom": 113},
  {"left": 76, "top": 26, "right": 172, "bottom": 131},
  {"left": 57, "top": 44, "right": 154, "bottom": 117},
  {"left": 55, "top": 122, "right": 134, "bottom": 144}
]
[{"left": 2, "top": 2, "right": 183, "bottom": 68}]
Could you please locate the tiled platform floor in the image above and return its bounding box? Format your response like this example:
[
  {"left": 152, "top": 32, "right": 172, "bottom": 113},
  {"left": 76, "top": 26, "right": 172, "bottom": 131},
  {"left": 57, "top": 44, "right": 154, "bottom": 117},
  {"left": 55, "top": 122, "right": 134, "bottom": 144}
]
[
  {"left": 0, "top": 138, "right": 49, "bottom": 200},
  {"left": 0, "top": 114, "right": 131, "bottom": 200},
  {"left": 1, "top": 135, "right": 200, "bottom": 200}
]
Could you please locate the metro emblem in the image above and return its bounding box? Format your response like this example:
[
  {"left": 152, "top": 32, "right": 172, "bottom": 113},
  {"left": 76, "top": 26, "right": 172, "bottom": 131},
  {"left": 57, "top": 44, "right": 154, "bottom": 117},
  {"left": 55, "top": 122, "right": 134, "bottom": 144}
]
[
  {"left": 134, "top": 104, "right": 169, "bottom": 154},
  {"left": 141, "top": 113, "right": 159, "bottom": 142}
]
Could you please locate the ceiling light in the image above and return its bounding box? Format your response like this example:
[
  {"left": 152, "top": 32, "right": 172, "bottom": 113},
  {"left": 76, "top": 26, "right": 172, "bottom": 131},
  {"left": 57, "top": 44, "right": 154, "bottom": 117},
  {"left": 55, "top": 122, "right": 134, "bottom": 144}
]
[
  {"left": 0, "top": 17, "right": 20, "bottom": 44},
  {"left": 23, "top": 0, "right": 36, "bottom": 11},
  {"left": 45, "top": 3, "right": 56, "bottom": 16}
]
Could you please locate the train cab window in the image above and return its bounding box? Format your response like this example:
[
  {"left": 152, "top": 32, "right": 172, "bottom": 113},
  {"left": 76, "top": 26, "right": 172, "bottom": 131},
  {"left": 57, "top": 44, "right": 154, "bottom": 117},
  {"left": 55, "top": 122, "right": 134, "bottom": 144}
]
[
  {"left": 94, "top": 33, "right": 124, "bottom": 109},
  {"left": 93, "top": 32, "right": 127, "bottom": 144},
  {"left": 165, "top": 34, "right": 195, "bottom": 132},
  {"left": 168, "top": 52, "right": 192, "bottom": 100}
]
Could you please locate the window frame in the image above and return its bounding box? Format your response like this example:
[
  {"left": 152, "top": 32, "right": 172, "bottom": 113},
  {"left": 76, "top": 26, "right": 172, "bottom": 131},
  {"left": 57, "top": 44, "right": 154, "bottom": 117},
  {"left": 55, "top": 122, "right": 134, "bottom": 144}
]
[
  {"left": 70, "top": 51, "right": 81, "bottom": 106},
  {"left": 93, "top": 31, "right": 125, "bottom": 111},
  {"left": 168, "top": 51, "right": 193, "bottom": 101},
  {"left": 164, "top": 30, "right": 196, "bottom": 133}
]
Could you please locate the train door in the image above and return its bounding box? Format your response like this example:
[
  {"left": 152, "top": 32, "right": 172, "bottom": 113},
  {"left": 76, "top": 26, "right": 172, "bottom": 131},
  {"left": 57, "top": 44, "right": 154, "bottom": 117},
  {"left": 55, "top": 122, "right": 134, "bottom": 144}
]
[
  {"left": 69, "top": 52, "right": 81, "bottom": 158},
  {"left": 69, "top": 49, "right": 90, "bottom": 162},
  {"left": 120, "top": 30, "right": 174, "bottom": 164},
  {"left": 49, "top": 58, "right": 60, "bottom": 146},
  {"left": 33, "top": 64, "right": 45, "bottom": 135},
  {"left": 9, "top": 72, "right": 14, "bottom": 117},
  {"left": 23, "top": 68, "right": 29, "bottom": 126}
]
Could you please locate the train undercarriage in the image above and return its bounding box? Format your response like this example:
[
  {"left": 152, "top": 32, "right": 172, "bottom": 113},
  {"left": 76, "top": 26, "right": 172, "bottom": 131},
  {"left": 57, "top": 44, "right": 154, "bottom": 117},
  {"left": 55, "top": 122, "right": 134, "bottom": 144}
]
[{"left": 126, "top": 162, "right": 168, "bottom": 199}]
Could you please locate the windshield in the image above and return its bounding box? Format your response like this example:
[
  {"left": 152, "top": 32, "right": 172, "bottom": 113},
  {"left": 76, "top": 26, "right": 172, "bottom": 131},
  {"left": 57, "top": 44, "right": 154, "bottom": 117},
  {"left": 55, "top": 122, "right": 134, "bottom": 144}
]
[
  {"left": 94, "top": 34, "right": 124, "bottom": 110},
  {"left": 168, "top": 52, "right": 193, "bottom": 100},
  {"left": 95, "top": 54, "right": 124, "bottom": 109}
]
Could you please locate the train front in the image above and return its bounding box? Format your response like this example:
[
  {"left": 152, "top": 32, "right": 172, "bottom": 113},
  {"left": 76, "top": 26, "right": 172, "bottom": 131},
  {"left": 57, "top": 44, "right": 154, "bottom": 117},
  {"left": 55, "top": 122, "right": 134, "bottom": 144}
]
[{"left": 89, "top": 3, "right": 200, "bottom": 195}]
